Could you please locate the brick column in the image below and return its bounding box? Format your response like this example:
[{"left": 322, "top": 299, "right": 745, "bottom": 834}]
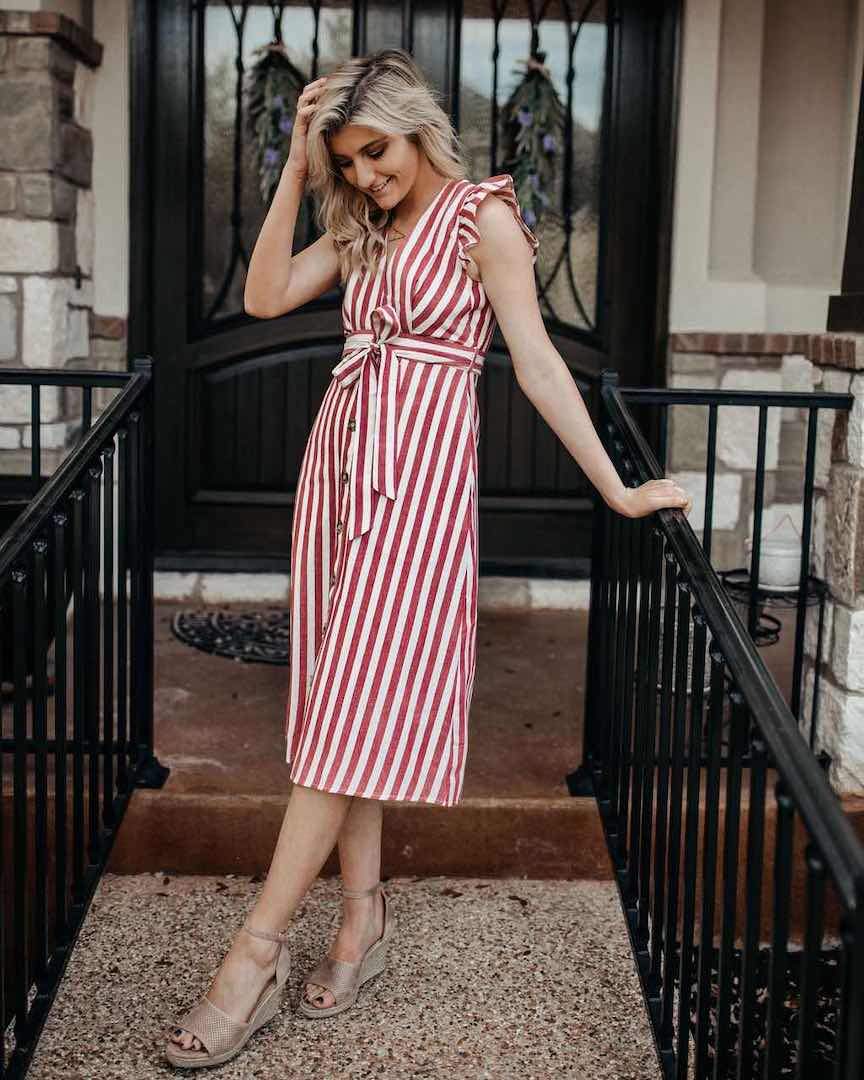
[{"left": 0, "top": 11, "right": 102, "bottom": 467}]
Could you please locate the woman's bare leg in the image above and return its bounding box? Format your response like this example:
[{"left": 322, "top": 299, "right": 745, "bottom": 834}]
[
  {"left": 304, "top": 794, "right": 385, "bottom": 1009},
  {"left": 168, "top": 783, "right": 353, "bottom": 1051}
]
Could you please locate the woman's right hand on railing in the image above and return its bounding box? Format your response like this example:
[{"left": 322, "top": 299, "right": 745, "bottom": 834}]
[
  {"left": 613, "top": 478, "right": 693, "bottom": 519},
  {"left": 283, "top": 76, "right": 328, "bottom": 180}
]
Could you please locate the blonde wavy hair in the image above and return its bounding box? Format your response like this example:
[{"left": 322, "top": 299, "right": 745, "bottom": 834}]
[{"left": 305, "top": 49, "right": 470, "bottom": 282}]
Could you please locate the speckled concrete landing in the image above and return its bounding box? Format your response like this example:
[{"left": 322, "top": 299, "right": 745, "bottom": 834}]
[{"left": 27, "top": 873, "right": 661, "bottom": 1080}]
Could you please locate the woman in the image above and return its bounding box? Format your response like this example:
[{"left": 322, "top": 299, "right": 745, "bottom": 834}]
[{"left": 165, "top": 48, "right": 692, "bottom": 1069}]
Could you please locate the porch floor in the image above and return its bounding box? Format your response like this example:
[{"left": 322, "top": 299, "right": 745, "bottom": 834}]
[
  {"left": 108, "top": 599, "right": 802, "bottom": 879},
  {"left": 110, "top": 602, "right": 609, "bottom": 878},
  {"left": 26, "top": 872, "right": 661, "bottom": 1080}
]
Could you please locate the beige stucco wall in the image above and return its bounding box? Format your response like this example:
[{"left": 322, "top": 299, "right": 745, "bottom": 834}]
[
  {"left": 671, "top": 0, "right": 864, "bottom": 334},
  {"left": 0, "top": 0, "right": 85, "bottom": 22},
  {"left": 92, "top": 0, "right": 128, "bottom": 320}
]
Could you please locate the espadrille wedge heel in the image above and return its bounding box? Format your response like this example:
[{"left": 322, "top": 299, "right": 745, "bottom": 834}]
[
  {"left": 164, "top": 921, "right": 291, "bottom": 1069},
  {"left": 298, "top": 881, "right": 396, "bottom": 1019}
]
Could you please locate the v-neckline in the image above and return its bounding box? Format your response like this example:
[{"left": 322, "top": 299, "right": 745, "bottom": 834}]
[{"left": 383, "top": 178, "right": 457, "bottom": 273}]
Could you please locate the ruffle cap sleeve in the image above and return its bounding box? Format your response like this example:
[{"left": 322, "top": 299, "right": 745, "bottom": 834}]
[{"left": 456, "top": 173, "right": 540, "bottom": 274}]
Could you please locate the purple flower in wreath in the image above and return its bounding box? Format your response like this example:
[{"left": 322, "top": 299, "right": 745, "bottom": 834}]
[
  {"left": 516, "top": 108, "right": 533, "bottom": 127},
  {"left": 263, "top": 146, "right": 281, "bottom": 167},
  {"left": 528, "top": 172, "right": 540, "bottom": 192},
  {"left": 279, "top": 114, "right": 294, "bottom": 135},
  {"left": 523, "top": 206, "right": 537, "bottom": 227},
  {"left": 542, "top": 132, "right": 557, "bottom": 153},
  {"left": 272, "top": 94, "right": 284, "bottom": 110}
]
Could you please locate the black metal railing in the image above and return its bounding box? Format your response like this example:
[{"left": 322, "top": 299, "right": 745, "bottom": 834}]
[
  {"left": 623, "top": 382, "right": 854, "bottom": 755},
  {"left": 0, "top": 359, "right": 168, "bottom": 1079},
  {"left": 571, "top": 372, "right": 864, "bottom": 1079}
]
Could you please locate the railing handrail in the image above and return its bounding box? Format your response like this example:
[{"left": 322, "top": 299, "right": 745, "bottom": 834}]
[
  {"left": 604, "top": 379, "right": 864, "bottom": 910},
  {"left": 0, "top": 360, "right": 153, "bottom": 580},
  {"left": 0, "top": 370, "right": 133, "bottom": 388},
  {"left": 620, "top": 386, "right": 855, "bottom": 409}
]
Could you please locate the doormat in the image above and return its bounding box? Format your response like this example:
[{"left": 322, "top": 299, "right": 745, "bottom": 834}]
[{"left": 170, "top": 609, "right": 289, "bottom": 665}]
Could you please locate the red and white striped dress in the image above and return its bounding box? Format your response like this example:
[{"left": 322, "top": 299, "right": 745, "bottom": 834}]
[{"left": 284, "top": 174, "right": 539, "bottom": 807}]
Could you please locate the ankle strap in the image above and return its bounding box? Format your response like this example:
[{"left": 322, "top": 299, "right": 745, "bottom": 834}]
[
  {"left": 241, "top": 921, "right": 291, "bottom": 943},
  {"left": 341, "top": 881, "right": 381, "bottom": 898}
]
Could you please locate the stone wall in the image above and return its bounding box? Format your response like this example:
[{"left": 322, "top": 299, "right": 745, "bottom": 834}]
[
  {"left": 0, "top": 10, "right": 117, "bottom": 474},
  {"left": 667, "top": 332, "right": 857, "bottom": 571},
  {"left": 668, "top": 330, "right": 864, "bottom": 795},
  {"left": 803, "top": 334, "right": 864, "bottom": 795}
]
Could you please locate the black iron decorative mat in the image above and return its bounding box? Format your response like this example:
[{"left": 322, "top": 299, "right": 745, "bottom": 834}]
[{"left": 170, "top": 609, "right": 289, "bottom": 664}]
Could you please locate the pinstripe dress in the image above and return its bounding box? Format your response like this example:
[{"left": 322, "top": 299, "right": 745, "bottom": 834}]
[{"left": 284, "top": 174, "right": 540, "bottom": 806}]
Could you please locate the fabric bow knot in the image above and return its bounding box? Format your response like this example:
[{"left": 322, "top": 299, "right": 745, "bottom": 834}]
[{"left": 330, "top": 303, "right": 402, "bottom": 541}]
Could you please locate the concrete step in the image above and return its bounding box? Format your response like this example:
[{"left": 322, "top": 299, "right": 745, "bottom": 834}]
[{"left": 109, "top": 790, "right": 612, "bottom": 879}]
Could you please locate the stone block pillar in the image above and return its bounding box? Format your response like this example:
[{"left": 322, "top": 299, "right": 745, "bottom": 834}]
[
  {"left": 0, "top": 10, "right": 102, "bottom": 469},
  {"left": 807, "top": 334, "right": 864, "bottom": 795}
]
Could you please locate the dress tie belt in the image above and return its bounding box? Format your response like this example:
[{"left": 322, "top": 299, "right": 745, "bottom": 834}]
[{"left": 330, "top": 302, "right": 482, "bottom": 541}]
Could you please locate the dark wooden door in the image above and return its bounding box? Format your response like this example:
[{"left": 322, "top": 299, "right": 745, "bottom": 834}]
[{"left": 130, "top": 0, "right": 680, "bottom": 573}]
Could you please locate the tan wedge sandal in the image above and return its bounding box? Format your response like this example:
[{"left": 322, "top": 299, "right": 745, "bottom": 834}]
[
  {"left": 164, "top": 920, "right": 291, "bottom": 1069},
  {"left": 297, "top": 881, "right": 396, "bottom": 1019}
]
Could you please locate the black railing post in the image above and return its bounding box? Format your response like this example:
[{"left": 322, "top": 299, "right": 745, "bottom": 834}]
[
  {"left": 567, "top": 368, "right": 620, "bottom": 796},
  {"left": 130, "top": 357, "right": 168, "bottom": 790}
]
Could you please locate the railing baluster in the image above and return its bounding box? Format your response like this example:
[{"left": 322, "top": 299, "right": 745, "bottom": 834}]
[
  {"left": 794, "top": 844, "right": 826, "bottom": 1079},
  {"left": 636, "top": 527, "right": 664, "bottom": 955},
  {"left": 116, "top": 428, "right": 130, "bottom": 791},
  {"left": 128, "top": 411, "right": 141, "bottom": 766},
  {"left": 660, "top": 578, "right": 691, "bottom": 1044},
  {"left": 714, "top": 691, "right": 748, "bottom": 1080},
  {"left": 624, "top": 516, "right": 651, "bottom": 914},
  {"left": 102, "top": 443, "right": 116, "bottom": 827},
  {"left": 615, "top": 500, "right": 641, "bottom": 862},
  {"left": 695, "top": 647, "right": 726, "bottom": 1076},
  {"left": 85, "top": 463, "right": 102, "bottom": 864},
  {"left": 609, "top": 470, "right": 628, "bottom": 828},
  {"left": 11, "top": 566, "right": 30, "bottom": 1052},
  {"left": 747, "top": 405, "right": 768, "bottom": 639},
  {"left": 764, "top": 782, "right": 795, "bottom": 1079},
  {"left": 674, "top": 608, "right": 707, "bottom": 1078},
  {"left": 737, "top": 734, "right": 768, "bottom": 1079},
  {"left": 81, "top": 385, "right": 92, "bottom": 434},
  {"left": 32, "top": 538, "right": 49, "bottom": 983},
  {"left": 0, "top": 592, "right": 5, "bottom": 1080},
  {"left": 70, "top": 487, "right": 86, "bottom": 898},
  {"left": 650, "top": 550, "right": 678, "bottom": 1000},
  {"left": 31, "top": 383, "right": 42, "bottom": 483},
  {"left": 703, "top": 403, "right": 718, "bottom": 559},
  {"left": 791, "top": 407, "right": 818, "bottom": 722},
  {"left": 52, "top": 510, "right": 70, "bottom": 942}
]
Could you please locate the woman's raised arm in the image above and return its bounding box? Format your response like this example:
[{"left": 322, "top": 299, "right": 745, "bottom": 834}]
[{"left": 244, "top": 77, "right": 340, "bottom": 318}]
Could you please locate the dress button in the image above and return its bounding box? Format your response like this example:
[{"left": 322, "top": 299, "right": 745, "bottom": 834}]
[
  {"left": 347, "top": 417, "right": 356, "bottom": 431},
  {"left": 341, "top": 470, "right": 349, "bottom": 483},
  {"left": 330, "top": 573, "right": 336, "bottom": 586},
  {"left": 335, "top": 521, "right": 343, "bottom": 533}
]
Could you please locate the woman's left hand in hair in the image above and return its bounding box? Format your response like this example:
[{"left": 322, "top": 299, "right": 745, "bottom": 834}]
[{"left": 613, "top": 478, "right": 693, "bottom": 519}]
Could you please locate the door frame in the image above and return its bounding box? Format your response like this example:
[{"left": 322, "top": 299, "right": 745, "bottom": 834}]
[{"left": 128, "top": 0, "right": 683, "bottom": 570}]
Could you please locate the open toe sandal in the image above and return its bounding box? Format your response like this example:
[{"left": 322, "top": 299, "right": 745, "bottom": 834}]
[
  {"left": 297, "top": 881, "right": 396, "bottom": 1019},
  {"left": 164, "top": 921, "right": 291, "bottom": 1069}
]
